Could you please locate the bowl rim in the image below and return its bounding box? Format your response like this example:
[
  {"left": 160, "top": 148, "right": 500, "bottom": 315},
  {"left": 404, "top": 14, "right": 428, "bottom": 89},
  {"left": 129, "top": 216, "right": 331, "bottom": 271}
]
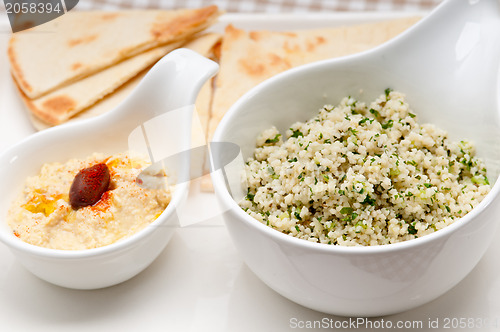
[{"left": 210, "top": 55, "right": 500, "bottom": 255}]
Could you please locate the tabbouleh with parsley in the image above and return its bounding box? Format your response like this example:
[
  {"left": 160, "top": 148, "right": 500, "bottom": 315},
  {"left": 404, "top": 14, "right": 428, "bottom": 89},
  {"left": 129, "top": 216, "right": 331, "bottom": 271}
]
[{"left": 239, "top": 90, "right": 490, "bottom": 246}]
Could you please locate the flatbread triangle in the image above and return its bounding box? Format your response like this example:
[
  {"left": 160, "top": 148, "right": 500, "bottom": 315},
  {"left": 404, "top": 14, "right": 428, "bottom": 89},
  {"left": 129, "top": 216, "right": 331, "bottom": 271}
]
[{"left": 208, "top": 17, "right": 420, "bottom": 141}]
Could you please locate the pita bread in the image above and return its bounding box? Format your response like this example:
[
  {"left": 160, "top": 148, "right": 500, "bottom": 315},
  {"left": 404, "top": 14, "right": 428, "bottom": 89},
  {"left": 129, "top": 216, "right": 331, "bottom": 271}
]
[
  {"left": 18, "top": 42, "right": 183, "bottom": 126},
  {"left": 208, "top": 17, "right": 420, "bottom": 141},
  {"left": 29, "top": 33, "right": 222, "bottom": 131},
  {"left": 8, "top": 6, "right": 220, "bottom": 99}
]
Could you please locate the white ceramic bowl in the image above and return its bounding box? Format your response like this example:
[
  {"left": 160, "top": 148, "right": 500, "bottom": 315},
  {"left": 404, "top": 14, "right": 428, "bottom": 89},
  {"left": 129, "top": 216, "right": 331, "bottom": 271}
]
[
  {"left": 211, "top": 0, "right": 500, "bottom": 316},
  {"left": 0, "top": 49, "right": 218, "bottom": 289}
]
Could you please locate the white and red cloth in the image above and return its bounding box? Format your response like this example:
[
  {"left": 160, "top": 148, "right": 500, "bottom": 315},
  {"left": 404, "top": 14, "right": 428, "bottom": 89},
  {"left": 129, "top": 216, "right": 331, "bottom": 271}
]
[{"left": 74, "top": 0, "right": 442, "bottom": 12}]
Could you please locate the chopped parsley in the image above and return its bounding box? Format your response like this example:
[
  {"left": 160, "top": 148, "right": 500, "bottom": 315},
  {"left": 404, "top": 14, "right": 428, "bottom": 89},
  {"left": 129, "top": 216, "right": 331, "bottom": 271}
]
[
  {"left": 381, "top": 119, "right": 394, "bottom": 129},
  {"left": 362, "top": 195, "right": 376, "bottom": 206},
  {"left": 384, "top": 88, "right": 393, "bottom": 97},
  {"left": 298, "top": 172, "right": 305, "bottom": 182},
  {"left": 239, "top": 90, "right": 490, "bottom": 247},
  {"left": 369, "top": 108, "right": 380, "bottom": 117},
  {"left": 267, "top": 166, "right": 279, "bottom": 179},
  {"left": 471, "top": 175, "right": 489, "bottom": 185},
  {"left": 407, "top": 222, "right": 417, "bottom": 235},
  {"left": 340, "top": 207, "right": 358, "bottom": 221},
  {"left": 340, "top": 207, "right": 353, "bottom": 214},
  {"left": 291, "top": 129, "right": 304, "bottom": 138},
  {"left": 245, "top": 192, "right": 255, "bottom": 202},
  {"left": 265, "top": 134, "right": 281, "bottom": 144}
]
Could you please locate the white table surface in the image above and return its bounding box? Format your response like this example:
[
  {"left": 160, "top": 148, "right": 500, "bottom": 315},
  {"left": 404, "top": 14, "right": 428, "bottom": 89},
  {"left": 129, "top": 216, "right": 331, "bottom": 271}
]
[{"left": 0, "top": 11, "right": 499, "bottom": 332}]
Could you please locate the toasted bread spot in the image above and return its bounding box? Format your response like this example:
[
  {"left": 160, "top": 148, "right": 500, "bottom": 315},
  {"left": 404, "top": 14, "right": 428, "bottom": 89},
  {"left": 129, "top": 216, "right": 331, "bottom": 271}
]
[
  {"left": 284, "top": 41, "right": 300, "bottom": 53},
  {"left": 268, "top": 53, "right": 291, "bottom": 69},
  {"left": 8, "top": 38, "right": 32, "bottom": 93},
  {"left": 100, "top": 13, "right": 120, "bottom": 21},
  {"left": 150, "top": 5, "right": 218, "bottom": 40},
  {"left": 212, "top": 40, "right": 222, "bottom": 60},
  {"left": 316, "top": 36, "right": 326, "bottom": 44},
  {"left": 42, "top": 95, "right": 76, "bottom": 115},
  {"left": 239, "top": 53, "right": 291, "bottom": 78},
  {"left": 239, "top": 59, "right": 265, "bottom": 77},
  {"left": 225, "top": 24, "right": 244, "bottom": 39},
  {"left": 306, "top": 36, "right": 327, "bottom": 52},
  {"left": 282, "top": 32, "right": 298, "bottom": 38},
  {"left": 11, "top": 75, "right": 60, "bottom": 125},
  {"left": 249, "top": 31, "right": 262, "bottom": 42},
  {"left": 67, "top": 34, "right": 97, "bottom": 47},
  {"left": 71, "top": 63, "right": 83, "bottom": 71},
  {"left": 306, "top": 41, "right": 316, "bottom": 52}
]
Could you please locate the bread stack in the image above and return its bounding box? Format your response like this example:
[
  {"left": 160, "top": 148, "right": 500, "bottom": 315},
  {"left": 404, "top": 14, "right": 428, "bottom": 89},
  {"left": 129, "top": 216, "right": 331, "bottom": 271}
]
[{"left": 8, "top": 5, "right": 222, "bottom": 130}]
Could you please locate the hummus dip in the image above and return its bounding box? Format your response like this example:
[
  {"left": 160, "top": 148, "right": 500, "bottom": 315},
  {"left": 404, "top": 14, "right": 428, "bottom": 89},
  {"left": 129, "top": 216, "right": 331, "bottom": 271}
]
[{"left": 8, "top": 152, "right": 171, "bottom": 250}]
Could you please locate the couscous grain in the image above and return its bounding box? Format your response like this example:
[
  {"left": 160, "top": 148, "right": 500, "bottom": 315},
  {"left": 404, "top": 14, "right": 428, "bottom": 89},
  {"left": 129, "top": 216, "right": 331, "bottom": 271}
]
[{"left": 239, "top": 90, "right": 490, "bottom": 246}]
